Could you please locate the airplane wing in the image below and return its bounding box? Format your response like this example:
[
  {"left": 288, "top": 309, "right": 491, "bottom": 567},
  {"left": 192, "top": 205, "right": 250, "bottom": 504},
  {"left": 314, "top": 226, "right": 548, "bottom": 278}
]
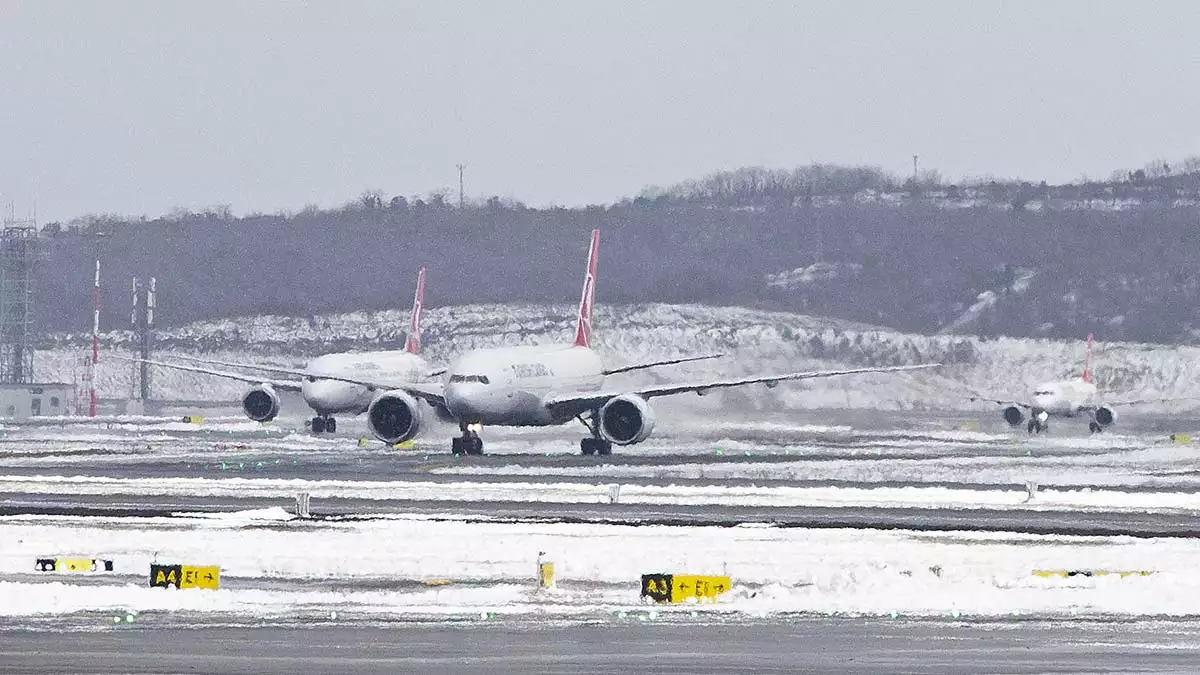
[
  {"left": 117, "top": 356, "right": 446, "bottom": 405},
  {"left": 167, "top": 353, "right": 310, "bottom": 378},
  {"left": 112, "top": 355, "right": 303, "bottom": 392},
  {"left": 601, "top": 353, "right": 723, "bottom": 376},
  {"left": 1092, "top": 397, "right": 1188, "bottom": 408},
  {"left": 544, "top": 364, "right": 941, "bottom": 417},
  {"left": 966, "top": 392, "right": 1033, "bottom": 409},
  {"left": 168, "top": 353, "right": 449, "bottom": 388}
]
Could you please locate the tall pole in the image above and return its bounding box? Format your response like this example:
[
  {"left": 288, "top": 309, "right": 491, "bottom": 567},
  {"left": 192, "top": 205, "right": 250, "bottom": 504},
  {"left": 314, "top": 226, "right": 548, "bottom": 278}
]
[
  {"left": 130, "top": 276, "right": 139, "bottom": 401},
  {"left": 90, "top": 257, "right": 100, "bottom": 417},
  {"left": 456, "top": 163, "right": 466, "bottom": 208},
  {"left": 912, "top": 154, "right": 919, "bottom": 184},
  {"left": 142, "top": 276, "right": 155, "bottom": 402}
]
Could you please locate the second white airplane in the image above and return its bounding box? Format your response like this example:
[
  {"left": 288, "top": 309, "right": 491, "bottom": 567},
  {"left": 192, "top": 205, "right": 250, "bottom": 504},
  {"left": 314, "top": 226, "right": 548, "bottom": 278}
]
[
  {"left": 135, "top": 267, "right": 437, "bottom": 433},
  {"left": 363, "top": 229, "right": 941, "bottom": 455},
  {"left": 971, "top": 333, "right": 1166, "bottom": 434}
]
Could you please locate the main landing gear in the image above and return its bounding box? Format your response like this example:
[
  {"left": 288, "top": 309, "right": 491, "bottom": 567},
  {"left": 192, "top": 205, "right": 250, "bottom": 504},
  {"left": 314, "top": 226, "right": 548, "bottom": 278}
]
[
  {"left": 310, "top": 415, "right": 337, "bottom": 434},
  {"left": 576, "top": 412, "right": 612, "bottom": 456},
  {"left": 1088, "top": 421, "right": 1104, "bottom": 434},
  {"left": 1027, "top": 419, "right": 1048, "bottom": 434},
  {"left": 452, "top": 424, "right": 484, "bottom": 456}
]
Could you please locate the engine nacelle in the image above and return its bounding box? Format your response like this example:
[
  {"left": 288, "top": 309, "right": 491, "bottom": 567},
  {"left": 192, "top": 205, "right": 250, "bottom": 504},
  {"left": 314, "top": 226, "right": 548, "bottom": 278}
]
[
  {"left": 1002, "top": 406, "right": 1024, "bottom": 426},
  {"left": 1095, "top": 406, "right": 1116, "bottom": 427},
  {"left": 367, "top": 390, "right": 424, "bottom": 444},
  {"left": 598, "top": 394, "right": 656, "bottom": 446},
  {"left": 242, "top": 384, "right": 281, "bottom": 422}
]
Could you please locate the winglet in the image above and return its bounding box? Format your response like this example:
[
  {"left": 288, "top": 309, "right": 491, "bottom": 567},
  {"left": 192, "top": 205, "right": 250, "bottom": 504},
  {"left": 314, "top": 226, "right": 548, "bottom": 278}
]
[
  {"left": 406, "top": 266, "right": 426, "bottom": 355},
  {"left": 1081, "top": 332, "right": 1094, "bottom": 383},
  {"left": 573, "top": 229, "right": 599, "bottom": 348}
]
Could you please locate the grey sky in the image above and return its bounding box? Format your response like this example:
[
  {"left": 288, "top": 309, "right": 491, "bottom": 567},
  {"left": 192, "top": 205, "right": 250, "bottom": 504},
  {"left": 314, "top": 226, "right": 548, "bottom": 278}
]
[{"left": 2, "top": 1, "right": 1198, "bottom": 222}]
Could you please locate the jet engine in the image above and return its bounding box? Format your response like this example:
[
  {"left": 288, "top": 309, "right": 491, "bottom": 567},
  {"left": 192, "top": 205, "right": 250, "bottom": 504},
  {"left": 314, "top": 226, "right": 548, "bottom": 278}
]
[
  {"left": 1095, "top": 406, "right": 1116, "bottom": 427},
  {"left": 1002, "top": 406, "right": 1024, "bottom": 426},
  {"left": 598, "top": 394, "right": 656, "bottom": 445},
  {"left": 367, "top": 390, "right": 424, "bottom": 444},
  {"left": 242, "top": 384, "right": 281, "bottom": 422}
]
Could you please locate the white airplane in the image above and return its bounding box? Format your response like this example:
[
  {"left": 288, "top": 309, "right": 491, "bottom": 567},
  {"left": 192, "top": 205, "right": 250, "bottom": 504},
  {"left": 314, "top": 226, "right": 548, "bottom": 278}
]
[
  {"left": 133, "top": 267, "right": 438, "bottom": 434},
  {"left": 971, "top": 333, "right": 1156, "bottom": 434},
  {"left": 364, "top": 229, "right": 941, "bottom": 455}
]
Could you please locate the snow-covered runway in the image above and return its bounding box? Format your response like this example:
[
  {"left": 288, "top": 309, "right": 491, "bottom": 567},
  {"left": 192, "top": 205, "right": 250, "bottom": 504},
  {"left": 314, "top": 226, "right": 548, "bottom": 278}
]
[
  {"left": 4, "top": 510, "right": 1200, "bottom": 622},
  {"left": 0, "top": 411, "right": 1198, "bottom": 626}
]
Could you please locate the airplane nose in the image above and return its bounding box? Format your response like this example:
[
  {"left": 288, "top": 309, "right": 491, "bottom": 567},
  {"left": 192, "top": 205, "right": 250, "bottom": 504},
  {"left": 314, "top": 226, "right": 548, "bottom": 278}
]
[
  {"left": 303, "top": 378, "right": 347, "bottom": 408},
  {"left": 446, "top": 382, "right": 488, "bottom": 420},
  {"left": 444, "top": 382, "right": 468, "bottom": 416}
]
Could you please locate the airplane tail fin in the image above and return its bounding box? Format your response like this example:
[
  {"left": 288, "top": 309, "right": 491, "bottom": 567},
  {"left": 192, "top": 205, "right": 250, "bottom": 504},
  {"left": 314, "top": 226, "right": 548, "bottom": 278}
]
[
  {"left": 573, "top": 229, "right": 599, "bottom": 348},
  {"left": 1081, "top": 332, "right": 1094, "bottom": 383},
  {"left": 405, "top": 266, "right": 426, "bottom": 355}
]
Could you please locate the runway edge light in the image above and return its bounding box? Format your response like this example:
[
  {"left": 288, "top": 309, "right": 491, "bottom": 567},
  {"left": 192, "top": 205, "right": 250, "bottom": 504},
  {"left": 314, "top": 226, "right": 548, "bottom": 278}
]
[{"left": 537, "top": 551, "right": 555, "bottom": 590}]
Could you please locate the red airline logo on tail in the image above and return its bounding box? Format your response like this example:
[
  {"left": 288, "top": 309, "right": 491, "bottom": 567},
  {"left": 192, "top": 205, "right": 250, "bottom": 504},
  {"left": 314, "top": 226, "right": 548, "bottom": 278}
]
[
  {"left": 573, "top": 229, "right": 600, "bottom": 348},
  {"left": 1081, "top": 332, "right": 1094, "bottom": 383},
  {"left": 406, "top": 266, "right": 426, "bottom": 355}
]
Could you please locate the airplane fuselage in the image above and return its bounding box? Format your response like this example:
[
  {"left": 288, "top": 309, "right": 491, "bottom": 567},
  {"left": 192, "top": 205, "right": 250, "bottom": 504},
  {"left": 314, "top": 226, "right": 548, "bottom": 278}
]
[
  {"left": 1030, "top": 378, "right": 1101, "bottom": 417},
  {"left": 443, "top": 344, "right": 604, "bottom": 426},
  {"left": 302, "top": 351, "right": 428, "bottom": 416}
]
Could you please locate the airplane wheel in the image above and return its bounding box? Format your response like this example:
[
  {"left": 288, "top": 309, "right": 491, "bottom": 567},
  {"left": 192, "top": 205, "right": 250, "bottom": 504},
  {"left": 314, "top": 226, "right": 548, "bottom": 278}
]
[
  {"left": 451, "top": 437, "right": 464, "bottom": 456},
  {"left": 1089, "top": 421, "right": 1102, "bottom": 434},
  {"left": 468, "top": 437, "right": 484, "bottom": 456},
  {"left": 581, "top": 438, "right": 613, "bottom": 456},
  {"left": 311, "top": 417, "right": 326, "bottom": 434},
  {"left": 1027, "top": 420, "right": 1037, "bottom": 434},
  {"left": 326, "top": 417, "right": 337, "bottom": 433}
]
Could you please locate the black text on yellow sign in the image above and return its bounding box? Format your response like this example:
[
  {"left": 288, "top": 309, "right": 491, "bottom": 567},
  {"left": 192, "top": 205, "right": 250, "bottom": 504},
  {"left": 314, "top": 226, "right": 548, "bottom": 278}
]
[
  {"left": 150, "top": 564, "right": 220, "bottom": 590},
  {"left": 640, "top": 574, "right": 731, "bottom": 603}
]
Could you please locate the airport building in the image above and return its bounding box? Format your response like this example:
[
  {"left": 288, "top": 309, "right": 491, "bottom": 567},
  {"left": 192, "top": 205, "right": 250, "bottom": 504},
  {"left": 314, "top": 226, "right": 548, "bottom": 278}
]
[{"left": 0, "top": 382, "right": 72, "bottom": 418}]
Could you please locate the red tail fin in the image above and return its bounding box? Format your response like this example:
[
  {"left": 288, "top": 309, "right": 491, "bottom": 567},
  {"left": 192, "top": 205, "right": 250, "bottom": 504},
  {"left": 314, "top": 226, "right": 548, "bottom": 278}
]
[
  {"left": 405, "top": 266, "right": 426, "bottom": 355},
  {"left": 1081, "top": 332, "right": 1094, "bottom": 383},
  {"left": 573, "top": 229, "right": 599, "bottom": 348}
]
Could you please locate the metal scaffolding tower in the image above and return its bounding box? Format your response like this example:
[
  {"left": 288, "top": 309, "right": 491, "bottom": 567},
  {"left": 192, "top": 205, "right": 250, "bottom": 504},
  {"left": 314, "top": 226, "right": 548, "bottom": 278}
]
[{"left": 0, "top": 222, "right": 39, "bottom": 384}]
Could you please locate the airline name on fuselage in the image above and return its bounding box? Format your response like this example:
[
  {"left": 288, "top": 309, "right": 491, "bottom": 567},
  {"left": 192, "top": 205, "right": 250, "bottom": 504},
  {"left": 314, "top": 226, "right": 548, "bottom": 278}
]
[{"left": 512, "top": 363, "right": 554, "bottom": 379}]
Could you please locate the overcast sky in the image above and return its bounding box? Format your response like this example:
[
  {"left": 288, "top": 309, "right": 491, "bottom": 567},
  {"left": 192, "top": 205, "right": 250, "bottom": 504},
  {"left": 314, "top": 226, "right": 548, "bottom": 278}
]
[{"left": 1, "top": 1, "right": 1198, "bottom": 222}]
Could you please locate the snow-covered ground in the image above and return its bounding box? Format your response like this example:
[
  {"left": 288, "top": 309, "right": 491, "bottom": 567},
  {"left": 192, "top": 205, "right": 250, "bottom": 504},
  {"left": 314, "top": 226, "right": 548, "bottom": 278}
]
[
  {"left": 2, "top": 473, "right": 1198, "bottom": 514},
  {"left": 2, "top": 512, "right": 1197, "bottom": 620},
  {"left": 33, "top": 303, "right": 1200, "bottom": 414}
]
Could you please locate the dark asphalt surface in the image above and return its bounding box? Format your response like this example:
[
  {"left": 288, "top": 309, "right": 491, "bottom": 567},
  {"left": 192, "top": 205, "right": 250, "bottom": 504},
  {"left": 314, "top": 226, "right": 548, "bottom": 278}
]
[
  {"left": 2, "top": 490, "right": 1199, "bottom": 538},
  {"left": 2, "top": 618, "right": 1199, "bottom": 674}
]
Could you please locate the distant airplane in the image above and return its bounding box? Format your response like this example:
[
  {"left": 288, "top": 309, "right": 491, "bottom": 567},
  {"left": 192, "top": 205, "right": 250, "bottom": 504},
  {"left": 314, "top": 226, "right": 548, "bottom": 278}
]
[
  {"left": 133, "top": 267, "right": 437, "bottom": 434},
  {"left": 970, "top": 333, "right": 1164, "bottom": 433},
  {"left": 365, "top": 229, "right": 940, "bottom": 455}
]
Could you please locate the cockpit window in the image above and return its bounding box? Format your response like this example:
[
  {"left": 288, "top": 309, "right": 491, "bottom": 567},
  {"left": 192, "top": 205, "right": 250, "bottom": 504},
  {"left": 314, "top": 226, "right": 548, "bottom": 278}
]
[
  {"left": 1034, "top": 390, "right": 1053, "bottom": 396},
  {"left": 450, "top": 374, "right": 490, "bottom": 384}
]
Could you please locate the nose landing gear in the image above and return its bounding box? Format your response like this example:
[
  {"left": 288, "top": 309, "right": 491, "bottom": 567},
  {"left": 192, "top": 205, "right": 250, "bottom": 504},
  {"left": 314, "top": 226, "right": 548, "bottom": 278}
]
[
  {"left": 452, "top": 424, "right": 484, "bottom": 456},
  {"left": 1025, "top": 409, "right": 1050, "bottom": 434},
  {"left": 310, "top": 416, "right": 337, "bottom": 434}
]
